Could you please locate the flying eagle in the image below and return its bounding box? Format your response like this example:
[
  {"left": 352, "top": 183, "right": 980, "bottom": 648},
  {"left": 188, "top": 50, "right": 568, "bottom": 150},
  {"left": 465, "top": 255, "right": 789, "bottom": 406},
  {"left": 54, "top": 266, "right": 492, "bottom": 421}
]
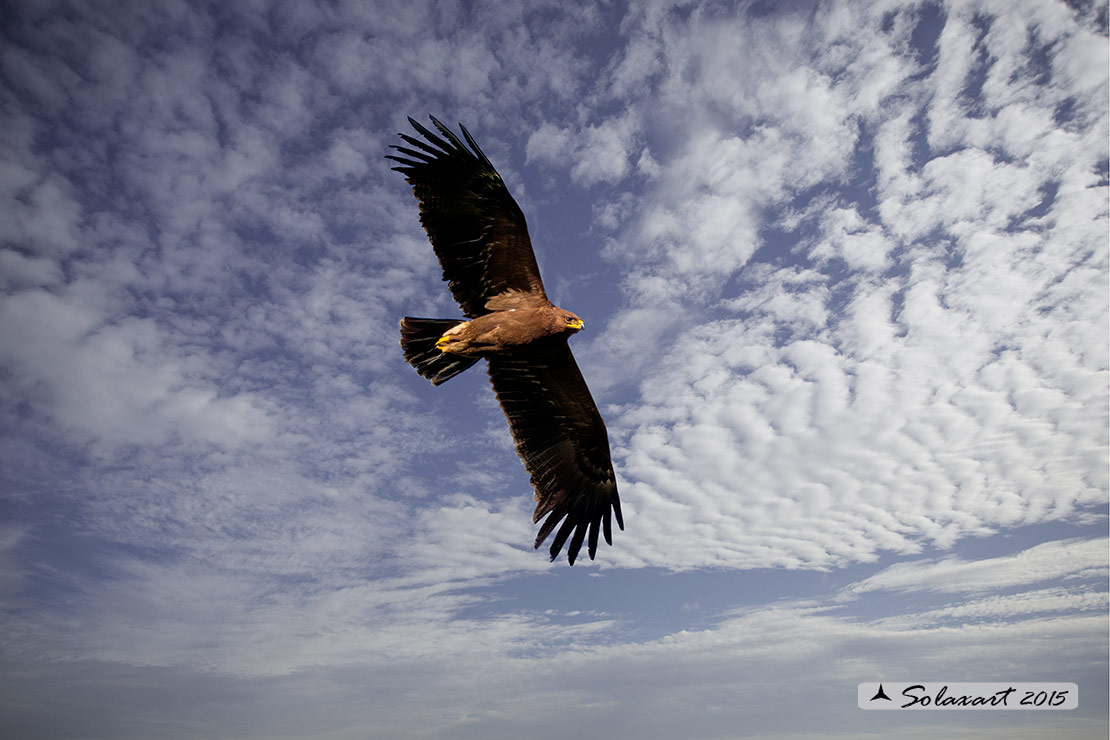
[{"left": 389, "top": 116, "right": 624, "bottom": 565}]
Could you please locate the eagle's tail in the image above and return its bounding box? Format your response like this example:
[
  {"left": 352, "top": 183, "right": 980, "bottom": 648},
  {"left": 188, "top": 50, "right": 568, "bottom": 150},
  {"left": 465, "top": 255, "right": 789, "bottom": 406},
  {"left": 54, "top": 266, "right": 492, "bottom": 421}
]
[{"left": 399, "top": 317, "right": 480, "bottom": 385}]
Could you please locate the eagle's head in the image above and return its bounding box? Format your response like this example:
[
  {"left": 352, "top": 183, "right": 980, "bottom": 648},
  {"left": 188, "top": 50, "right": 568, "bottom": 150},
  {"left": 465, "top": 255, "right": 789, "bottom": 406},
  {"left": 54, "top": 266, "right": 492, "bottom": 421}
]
[{"left": 558, "top": 309, "right": 584, "bottom": 333}]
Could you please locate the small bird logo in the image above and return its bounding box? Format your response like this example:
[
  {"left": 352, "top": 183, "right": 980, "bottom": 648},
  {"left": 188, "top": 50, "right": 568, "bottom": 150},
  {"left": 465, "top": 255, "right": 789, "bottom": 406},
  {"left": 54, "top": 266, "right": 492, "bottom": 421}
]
[{"left": 870, "top": 684, "right": 892, "bottom": 701}]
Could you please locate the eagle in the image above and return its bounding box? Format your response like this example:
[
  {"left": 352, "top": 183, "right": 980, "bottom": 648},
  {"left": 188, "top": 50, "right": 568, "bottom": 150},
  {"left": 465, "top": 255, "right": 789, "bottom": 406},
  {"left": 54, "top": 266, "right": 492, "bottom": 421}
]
[{"left": 389, "top": 116, "right": 624, "bottom": 565}]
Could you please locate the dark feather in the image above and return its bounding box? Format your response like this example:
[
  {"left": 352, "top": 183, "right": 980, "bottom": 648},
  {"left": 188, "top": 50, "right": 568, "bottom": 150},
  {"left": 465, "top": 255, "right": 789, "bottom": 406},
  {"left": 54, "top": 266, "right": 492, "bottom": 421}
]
[
  {"left": 399, "top": 317, "right": 480, "bottom": 385},
  {"left": 389, "top": 117, "right": 547, "bottom": 317},
  {"left": 486, "top": 337, "right": 623, "bottom": 565}
]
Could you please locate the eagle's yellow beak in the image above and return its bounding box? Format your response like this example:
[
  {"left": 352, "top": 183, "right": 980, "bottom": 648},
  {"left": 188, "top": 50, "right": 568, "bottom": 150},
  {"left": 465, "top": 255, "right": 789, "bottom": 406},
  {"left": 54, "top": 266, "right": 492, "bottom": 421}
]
[{"left": 567, "top": 318, "right": 584, "bottom": 331}]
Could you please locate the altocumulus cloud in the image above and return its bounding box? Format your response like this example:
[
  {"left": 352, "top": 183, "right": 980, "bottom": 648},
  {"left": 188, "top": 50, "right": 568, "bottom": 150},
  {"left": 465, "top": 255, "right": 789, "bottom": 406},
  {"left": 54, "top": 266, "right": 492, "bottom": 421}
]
[{"left": 0, "top": 1, "right": 1107, "bottom": 739}]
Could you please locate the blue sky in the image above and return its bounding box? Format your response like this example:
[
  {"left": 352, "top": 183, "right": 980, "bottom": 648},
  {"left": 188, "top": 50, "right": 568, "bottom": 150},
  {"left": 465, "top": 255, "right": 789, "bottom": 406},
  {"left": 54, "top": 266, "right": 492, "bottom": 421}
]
[{"left": 1, "top": 0, "right": 1108, "bottom": 738}]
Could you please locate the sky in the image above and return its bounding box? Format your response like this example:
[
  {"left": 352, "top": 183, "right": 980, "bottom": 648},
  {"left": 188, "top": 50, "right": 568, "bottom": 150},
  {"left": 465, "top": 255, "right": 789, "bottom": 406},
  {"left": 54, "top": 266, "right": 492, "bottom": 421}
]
[{"left": 0, "top": 0, "right": 1108, "bottom": 738}]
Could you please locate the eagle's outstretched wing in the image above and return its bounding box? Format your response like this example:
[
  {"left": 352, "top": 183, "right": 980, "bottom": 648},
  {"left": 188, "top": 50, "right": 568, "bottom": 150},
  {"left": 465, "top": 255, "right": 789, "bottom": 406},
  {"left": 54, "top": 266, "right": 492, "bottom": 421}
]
[
  {"left": 387, "top": 116, "right": 547, "bottom": 317},
  {"left": 487, "top": 337, "right": 624, "bottom": 565}
]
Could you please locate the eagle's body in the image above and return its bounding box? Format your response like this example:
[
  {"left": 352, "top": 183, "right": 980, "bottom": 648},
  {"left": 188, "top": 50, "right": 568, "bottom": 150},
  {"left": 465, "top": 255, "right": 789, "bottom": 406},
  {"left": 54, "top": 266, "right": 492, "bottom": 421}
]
[
  {"left": 436, "top": 305, "right": 583, "bottom": 355},
  {"left": 389, "top": 116, "right": 623, "bottom": 565}
]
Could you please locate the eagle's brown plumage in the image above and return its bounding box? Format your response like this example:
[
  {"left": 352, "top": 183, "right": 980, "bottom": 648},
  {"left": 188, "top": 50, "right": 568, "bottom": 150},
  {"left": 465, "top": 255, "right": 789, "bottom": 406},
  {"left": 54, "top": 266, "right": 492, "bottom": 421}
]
[{"left": 389, "top": 116, "right": 623, "bottom": 565}]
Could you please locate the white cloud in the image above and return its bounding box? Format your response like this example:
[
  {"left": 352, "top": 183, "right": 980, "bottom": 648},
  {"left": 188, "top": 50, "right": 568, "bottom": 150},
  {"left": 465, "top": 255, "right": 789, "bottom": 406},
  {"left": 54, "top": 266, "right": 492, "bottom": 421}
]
[
  {"left": 0, "top": 175, "right": 84, "bottom": 255},
  {"left": 571, "top": 117, "right": 639, "bottom": 186},
  {"left": 880, "top": 587, "right": 1108, "bottom": 627},
  {"left": 0, "top": 248, "right": 64, "bottom": 291},
  {"left": 0, "top": 288, "right": 275, "bottom": 455},
  {"left": 843, "top": 537, "right": 1109, "bottom": 596},
  {"left": 525, "top": 122, "right": 574, "bottom": 166},
  {"left": 588, "top": 0, "right": 1109, "bottom": 570},
  {"left": 526, "top": 114, "right": 640, "bottom": 187},
  {"left": 610, "top": 254, "right": 1105, "bottom": 567},
  {"left": 810, "top": 206, "right": 894, "bottom": 272},
  {"left": 4, "top": 536, "right": 1103, "bottom": 738},
  {"left": 606, "top": 30, "right": 664, "bottom": 99}
]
